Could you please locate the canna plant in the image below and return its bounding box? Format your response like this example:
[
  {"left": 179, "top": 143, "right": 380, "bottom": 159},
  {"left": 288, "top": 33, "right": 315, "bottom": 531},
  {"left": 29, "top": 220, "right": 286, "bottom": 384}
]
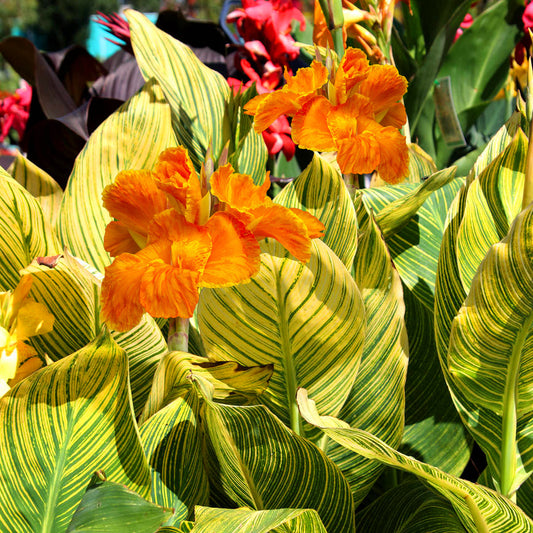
[{"left": 1, "top": 4, "right": 533, "bottom": 533}]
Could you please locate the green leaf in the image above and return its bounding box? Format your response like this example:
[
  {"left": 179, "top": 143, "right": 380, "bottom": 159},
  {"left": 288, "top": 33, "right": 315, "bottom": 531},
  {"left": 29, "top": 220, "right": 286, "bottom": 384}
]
[
  {"left": 355, "top": 480, "right": 468, "bottom": 532},
  {"left": 274, "top": 153, "right": 357, "bottom": 271},
  {"left": 184, "top": 506, "right": 327, "bottom": 532},
  {"left": 9, "top": 152, "right": 63, "bottom": 228},
  {"left": 0, "top": 329, "right": 151, "bottom": 532},
  {"left": 57, "top": 79, "right": 176, "bottom": 273},
  {"left": 197, "top": 239, "right": 365, "bottom": 440},
  {"left": 298, "top": 389, "right": 533, "bottom": 532},
  {"left": 67, "top": 477, "right": 172, "bottom": 533},
  {"left": 21, "top": 255, "right": 168, "bottom": 416},
  {"left": 407, "top": 143, "right": 438, "bottom": 183},
  {"left": 0, "top": 170, "right": 60, "bottom": 291},
  {"left": 198, "top": 392, "right": 355, "bottom": 533},
  {"left": 447, "top": 204, "right": 533, "bottom": 497},
  {"left": 139, "top": 391, "right": 208, "bottom": 526},
  {"left": 325, "top": 203, "right": 408, "bottom": 504}
]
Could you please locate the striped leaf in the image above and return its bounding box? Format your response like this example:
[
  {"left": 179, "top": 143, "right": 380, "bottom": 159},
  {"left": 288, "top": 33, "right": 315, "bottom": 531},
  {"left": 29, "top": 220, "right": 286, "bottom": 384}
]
[
  {"left": 407, "top": 143, "right": 438, "bottom": 182},
  {"left": 9, "top": 152, "right": 63, "bottom": 228},
  {"left": 0, "top": 329, "right": 151, "bottom": 533},
  {"left": 197, "top": 239, "right": 365, "bottom": 441},
  {"left": 274, "top": 153, "right": 358, "bottom": 271},
  {"left": 126, "top": 9, "right": 267, "bottom": 182},
  {"left": 67, "top": 477, "right": 172, "bottom": 533},
  {"left": 435, "top": 131, "right": 529, "bottom": 497},
  {"left": 298, "top": 389, "right": 533, "bottom": 532},
  {"left": 361, "top": 171, "right": 464, "bottom": 312},
  {"left": 57, "top": 79, "right": 176, "bottom": 273},
  {"left": 447, "top": 204, "right": 533, "bottom": 497},
  {"left": 198, "top": 389, "right": 355, "bottom": 532},
  {"left": 141, "top": 350, "right": 273, "bottom": 423},
  {"left": 325, "top": 203, "right": 408, "bottom": 505},
  {"left": 21, "top": 256, "right": 167, "bottom": 415},
  {"left": 181, "top": 507, "right": 327, "bottom": 532},
  {"left": 355, "top": 480, "right": 468, "bottom": 532},
  {"left": 139, "top": 391, "right": 208, "bottom": 526},
  {"left": 0, "top": 170, "right": 60, "bottom": 291}
]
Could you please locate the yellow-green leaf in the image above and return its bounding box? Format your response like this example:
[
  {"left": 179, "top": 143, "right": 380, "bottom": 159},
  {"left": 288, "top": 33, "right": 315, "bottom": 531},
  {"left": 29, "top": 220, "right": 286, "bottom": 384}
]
[
  {"left": 0, "top": 170, "right": 60, "bottom": 291},
  {"left": 9, "top": 151, "right": 63, "bottom": 228},
  {"left": 197, "top": 239, "right": 365, "bottom": 441},
  {"left": 275, "top": 153, "right": 357, "bottom": 271},
  {"left": 0, "top": 329, "right": 151, "bottom": 532}
]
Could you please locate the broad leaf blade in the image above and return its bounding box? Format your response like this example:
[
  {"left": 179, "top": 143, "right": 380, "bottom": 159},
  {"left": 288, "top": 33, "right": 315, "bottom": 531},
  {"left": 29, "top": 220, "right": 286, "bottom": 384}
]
[{"left": 0, "top": 329, "right": 151, "bottom": 532}]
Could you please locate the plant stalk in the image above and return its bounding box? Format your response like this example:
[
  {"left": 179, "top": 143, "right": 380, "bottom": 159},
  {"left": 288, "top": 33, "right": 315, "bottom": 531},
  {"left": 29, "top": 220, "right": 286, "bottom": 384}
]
[{"left": 168, "top": 316, "right": 190, "bottom": 352}]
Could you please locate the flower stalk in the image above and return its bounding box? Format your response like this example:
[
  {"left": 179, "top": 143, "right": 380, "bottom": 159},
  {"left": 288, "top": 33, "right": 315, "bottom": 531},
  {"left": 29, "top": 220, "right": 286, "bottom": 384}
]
[{"left": 318, "top": 0, "right": 346, "bottom": 59}]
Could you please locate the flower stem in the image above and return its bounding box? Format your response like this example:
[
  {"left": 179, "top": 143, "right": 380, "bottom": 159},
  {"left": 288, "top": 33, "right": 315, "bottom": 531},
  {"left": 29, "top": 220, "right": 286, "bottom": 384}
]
[{"left": 167, "top": 317, "right": 190, "bottom": 352}]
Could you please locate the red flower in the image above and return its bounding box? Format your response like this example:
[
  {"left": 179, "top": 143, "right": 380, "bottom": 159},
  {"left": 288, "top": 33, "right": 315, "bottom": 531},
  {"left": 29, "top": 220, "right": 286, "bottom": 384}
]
[{"left": 0, "top": 81, "right": 32, "bottom": 143}]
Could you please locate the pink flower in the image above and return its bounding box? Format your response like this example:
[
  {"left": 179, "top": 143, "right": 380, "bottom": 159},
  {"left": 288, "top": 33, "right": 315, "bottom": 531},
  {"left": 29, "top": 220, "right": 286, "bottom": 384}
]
[
  {"left": 262, "top": 115, "right": 295, "bottom": 160},
  {"left": 0, "top": 81, "right": 32, "bottom": 143},
  {"left": 523, "top": 1, "right": 533, "bottom": 32}
]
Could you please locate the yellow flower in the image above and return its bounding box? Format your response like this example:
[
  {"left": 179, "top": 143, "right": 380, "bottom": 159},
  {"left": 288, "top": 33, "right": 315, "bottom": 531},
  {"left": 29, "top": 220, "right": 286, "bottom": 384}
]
[
  {"left": 0, "top": 275, "right": 55, "bottom": 396},
  {"left": 101, "top": 147, "right": 324, "bottom": 331},
  {"left": 245, "top": 47, "right": 409, "bottom": 183}
]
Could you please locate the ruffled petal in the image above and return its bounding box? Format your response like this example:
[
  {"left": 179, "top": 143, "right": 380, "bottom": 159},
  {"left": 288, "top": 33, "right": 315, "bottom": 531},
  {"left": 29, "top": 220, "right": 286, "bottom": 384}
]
[
  {"left": 200, "top": 212, "right": 261, "bottom": 287},
  {"left": 291, "top": 97, "right": 337, "bottom": 152},
  {"left": 335, "top": 129, "right": 381, "bottom": 175},
  {"left": 102, "top": 170, "right": 167, "bottom": 236},
  {"left": 153, "top": 147, "right": 203, "bottom": 224},
  {"left": 374, "top": 126, "right": 409, "bottom": 184},
  {"left": 284, "top": 61, "right": 328, "bottom": 95},
  {"left": 101, "top": 253, "right": 147, "bottom": 331},
  {"left": 139, "top": 261, "right": 200, "bottom": 319},
  {"left": 210, "top": 164, "right": 271, "bottom": 210},
  {"left": 326, "top": 94, "right": 374, "bottom": 142},
  {"left": 380, "top": 102, "right": 407, "bottom": 129},
  {"left": 246, "top": 204, "right": 316, "bottom": 262},
  {"left": 249, "top": 90, "right": 303, "bottom": 132},
  {"left": 288, "top": 208, "right": 325, "bottom": 239},
  {"left": 104, "top": 221, "right": 142, "bottom": 256},
  {"left": 358, "top": 65, "right": 408, "bottom": 116},
  {"left": 335, "top": 48, "right": 370, "bottom": 104}
]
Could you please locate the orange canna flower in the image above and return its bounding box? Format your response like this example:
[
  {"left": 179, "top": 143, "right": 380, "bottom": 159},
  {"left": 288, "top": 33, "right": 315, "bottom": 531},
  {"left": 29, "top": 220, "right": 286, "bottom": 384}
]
[
  {"left": 245, "top": 47, "right": 409, "bottom": 183},
  {"left": 101, "top": 147, "right": 324, "bottom": 331}
]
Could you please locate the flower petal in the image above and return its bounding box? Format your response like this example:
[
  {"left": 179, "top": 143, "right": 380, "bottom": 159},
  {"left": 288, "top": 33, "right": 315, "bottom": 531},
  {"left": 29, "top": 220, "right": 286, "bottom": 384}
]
[
  {"left": 210, "top": 164, "right": 271, "bottom": 210},
  {"left": 9, "top": 340, "right": 42, "bottom": 386},
  {"left": 102, "top": 170, "right": 167, "bottom": 237},
  {"left": 248, "top": 90, "right": 303, "bottom": 132},
  {"left": 246, "top": 204, "right": 316, "bottom": 262},
  {"left": 291, "top": 97, "right": 337, "bottom": 152},
  {"left": 288, "top": 208, "right": 325, "bottom": 239},
  {"left": 335, "top": 129, "right": 381, "bottom": 175},
  {"left": 380, "top": 102, "right": 407, "bottom": 129},
  {"left": 104, "top": 221, "right": 142, "bottom": 256},
  {"left": 284, "top": 61, "right": 328, "bottom": 95},
  {"left": 374, "top": 126, "right": 409, "bottom": 184},
  {"left": 101, "top": 253, "right": 147, "bottom": 331},
  {"left": 335, "top": 48, "right": 370, "bottom": 104},
  {"left": 15, "top": 300, "right": 55, "bottom": 340},
  {"left": 201, "top": 212, "right": 261, "bottom": 287},
  {"left": 153, "top": 147, "right": 204, "bottom": 224},
  {"left": 139, "top": 261, "right": 200, "bottom": 319},
  {"left": 358, "top": 65, "right": 408, "bottom": 116}
]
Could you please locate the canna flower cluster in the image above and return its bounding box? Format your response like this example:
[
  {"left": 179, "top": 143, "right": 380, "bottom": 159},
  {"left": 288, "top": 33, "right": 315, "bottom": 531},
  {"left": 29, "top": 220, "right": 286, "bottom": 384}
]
[
  {"left": 101, "top": 146, "right": 324, "bottom": 331},
  {"left": 0, "top": 275, "right": 54, "bottom": 396},
  {"left": 245, "top": 47, "right": 409, "bottom": 183},
  {"left": 0, "top": 81, "right": 32, "bottom": 144}
]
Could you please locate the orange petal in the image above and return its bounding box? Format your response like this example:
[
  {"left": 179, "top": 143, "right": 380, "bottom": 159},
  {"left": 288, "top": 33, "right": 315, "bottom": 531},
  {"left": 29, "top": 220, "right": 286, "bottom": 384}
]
[
  {"left": 335, "top": 48, "right": 370, "bottom": 104},
  {"left": 252, "top": 90, "right": 303, "bottom": 132},
  {"left": 153, "top": 147, "right": 203, "bottom": 224},
  {"left": 139, "top": 261, "right": 200, "bottom": 319},
  {"left": 210, "top": 164, "right": 271, "bottom": 210},
  {"left": 358, "top": 65, "right": 408, "bottom": 116},
  {"left": 104, "top": 221, "right": 142, "bottom": 257},
  {"left": 374, "top": 126, "right": 409, "bottom": 184},
  {"left": 326, "top": 95, "right": 374, "bottom": 142},
  {"left": 200, "top": 212, "right": 261, "bottom": 288},
  {"left": 10, "top": 341, "right": 42, "bottom": 386},
  {"left": 101, "top": 254, "right": 147, "bottom": 331},
  {"left": 244, "top": 93, "right": 270, "bottom": 116},
  {"left": 284, "top": 61, "right": 328, "bottom": 95},
  {"left": 335, "top": 130, "right": 381, "bottom": 175},
  {"left": 380, "top": 102, "right": 407, "bottom": 128},
  {"left": 291, "top": 97, "right": 337, "bottom": 152},
  {"left": 102, "top": 170, "right": 167, "bottom": 237},
  {"left": 288, "top": 208, "right": 325, "bottom": 239},
  {"left": 246, "top": 204, "right": 315, "bottom": 262}
]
